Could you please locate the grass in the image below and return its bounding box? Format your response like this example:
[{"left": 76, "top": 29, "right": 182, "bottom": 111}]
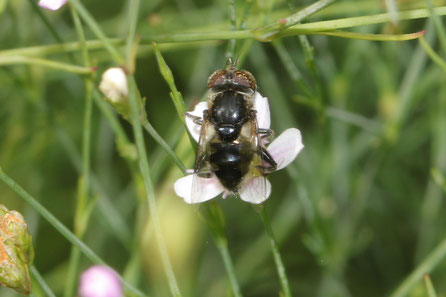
[{"left": 1, "top": 0, "right": 446, "bottom": 296}]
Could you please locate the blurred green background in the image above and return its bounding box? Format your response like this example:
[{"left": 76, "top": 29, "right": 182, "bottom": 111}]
[{"left": 1, "top": 0, "right": 446, "bottom": 296}]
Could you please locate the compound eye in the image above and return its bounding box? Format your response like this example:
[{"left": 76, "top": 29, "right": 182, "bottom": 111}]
[
  {"left": 207, "top": 70, "right": 226, "bottom": 88},
  {"left": 234, "top": 70, "right": 257, "bottom": 91}
]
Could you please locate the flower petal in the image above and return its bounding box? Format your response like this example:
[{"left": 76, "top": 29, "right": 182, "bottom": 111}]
[
  {"left": 239, "top": 177, "right": 271, "bottom": 204},
  {"left": 185, "top": 102, "right": 208, "bottom": 142},
  {"left": 254, "top": 92, "right": 271, "bottom": 130},
  {"left": 267, "top": 128, "right": 304, "bottom": 171},
  {"left": 38, "top": 0, "right": 67, "bottom": 10},
  {"left": 174, "top": 174, "right": 224, "bottom": 204}
]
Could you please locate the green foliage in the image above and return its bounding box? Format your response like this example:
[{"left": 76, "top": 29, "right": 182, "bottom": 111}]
[{"left": 1, "top": 0, "right": 446, "bottom": 297}]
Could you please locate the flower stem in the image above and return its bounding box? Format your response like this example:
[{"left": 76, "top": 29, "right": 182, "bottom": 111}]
[
  {"left": 63, "top": 6, "right": 95, "bottom": 297},
  {"left": 258, "top": 207, "right": 293, "bottom": 297},
  {"left": 143, "top": 121, "right": 188, "bottom": 175},
  {"left": 419, "top": 35, "right": 446, "bottom": 72},
  {"left": 214, "top": 236, "right": 243, "bottom": 297},
  {"left": 127, "top": 78, "right": 183, "bottom": 297},
  {"left": 424, "top": 275, "right": 438, "bottom": 297},
  {"left": 0, "top": 56, "right": 93, "bottom": 74},
  {"left": 0, "top": 167, "right": 148, "bottom": 297},
  {"left": 67, "top": 0, "right": 124, "bottom": 64},
  {"left": 225, "top": 0, "right": 237, "bottom": 59},
  {"left": 389, "top": 238, "right": 446, "bottom": 297},
  {"left": 30, "top": 266, "right": 57, "bottom": 297},
  {"left": 125, "top": 0, "right": 140, "bottom": 71},
  {"left": 204, "top": 202, "right": 243, "bottom": 297},
  {"left": 28, "top": 0, "right": 65, "bottom": 46},
  {"left": 1, "top": 6, "right": 445, "bottom": 60},
  {"left": 256, "top": 0, "right": 335, "bottom": 40}
]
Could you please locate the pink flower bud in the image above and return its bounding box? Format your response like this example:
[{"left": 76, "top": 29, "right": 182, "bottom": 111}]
[{"left": 79, "top": 265, "right": 123, "bottom": 297}]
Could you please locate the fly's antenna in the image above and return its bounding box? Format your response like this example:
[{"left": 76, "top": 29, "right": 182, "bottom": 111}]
[
  {"left": 225, "top": 56, "right": 239, "bottom": 70},
  {"left": 233, "top": 57, "right": 239, "bottom": 68}
]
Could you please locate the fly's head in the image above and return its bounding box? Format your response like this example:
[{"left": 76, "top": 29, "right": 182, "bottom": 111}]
[{"left": 207, "top": 67, "right": 257, "bottom": 92}]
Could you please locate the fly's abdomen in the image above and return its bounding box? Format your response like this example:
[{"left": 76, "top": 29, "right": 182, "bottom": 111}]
[{"left": 210, "top": 142, "right": 253, "bottom": 191}]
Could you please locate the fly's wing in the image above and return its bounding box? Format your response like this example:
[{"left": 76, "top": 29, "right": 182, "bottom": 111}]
[
  {"left": 238, "top": 117, "right": 272, "bottom": 204},
  {"left": 190, "top": 115, "right": 221, "bottom": 203}
]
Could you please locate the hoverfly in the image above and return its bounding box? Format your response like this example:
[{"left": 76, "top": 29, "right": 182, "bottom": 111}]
[{"left": 186, "top": 61, "right": 277, "bottom": 203}]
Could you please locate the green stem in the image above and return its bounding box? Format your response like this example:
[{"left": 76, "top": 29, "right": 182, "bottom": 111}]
[
  {"left": 92, "top": 89, "right": 134, "bottom": 157},
  {"left": 419, "top": 35, "right": 446, "bottom": 71},
  {"left": 0, "top": 56, "right": 93, "bottom": 74},
  {"left": 259, "top": 207, "right": 292, "bottom": 297},
  {"left": 226, "top": 0, "right": 237, "bottom": 59},
  {"left": 425, "top": 0, "right": 446, "bottom": 55},
  {"left": 272, "top": 40, "right": 314, "bottom": 98},
  {"left": 127, "top": 78, "right": 182, "bottom": 297},
  {"left": 0, "top": 39, "right": 123, "bottom": 57},
  {"left": 214, "top": 236, "right": 243, "bottom": 297},
  {"left": 30, "top": 266, "right": 56, "bottom": 297},
  {"left": 0, "top": 167, "right": 148, "bottom": 297},
  {"left": 64, "top": 248, "right": 82, "bottom": 297},
  {"left": 63, "top": 6, "right": 95, "bottom": 297},
  {"left": 28, "top": 0, "right": 65, "bottom": 45},
  {"left": 203, "top": 202, "right": 243, "bottom": 297},
  {"left": 67, "top": 0, "right": 124, "bottom": 64},
  {"left": 424, "top": 275, "right": 438, "bottom": 297},
  {"left": 143, "top": 121, "right": 187, "bottom": 175},
  {"left": 257, "top": 0, "right": 335, "bottom": 39},
  {"left": 125, "top": 0, "right": 140, "bottom": 71},
  {"left": 1, "top": 6, "right": 445, "bottom": 59},
  {"left": 286, "top": 6, "right": 446, "bottom": 32},
  {"left": 389, "top": 238, "right": 446, "bottom": 297},
  {"left": 303, "top": 30, "right": 425, "bottom": 41}
]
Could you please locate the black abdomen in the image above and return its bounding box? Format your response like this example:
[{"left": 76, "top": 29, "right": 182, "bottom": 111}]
[
  {"left": 211, "top": 91, "right": 248, "bottom": 141},
  {"left": 210, "top": 142, "right": 253, "bottom": 190}
]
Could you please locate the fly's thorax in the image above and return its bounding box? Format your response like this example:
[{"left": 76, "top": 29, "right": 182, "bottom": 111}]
[{"left": 206, "top": 89, "right": 254, "bottom": 141}]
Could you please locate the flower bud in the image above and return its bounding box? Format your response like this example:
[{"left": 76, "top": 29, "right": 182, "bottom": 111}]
[
  {"left": 79, "top": 265, "right": 123, "bottom": 297},
  {"left": 38, "top": 0, "right": 68, "bottom": 10},
  {"left": 99, "top": 68, "right": 128, "bottom": 103},
  {"left": 99, "top": 67, "right": 147, "bottom": 123},
  {"left": 99, "top": 67, "right": 132, "bottom": 119},
  {"left": 0, "top": 205, "right": 34, "bottom": 294}
]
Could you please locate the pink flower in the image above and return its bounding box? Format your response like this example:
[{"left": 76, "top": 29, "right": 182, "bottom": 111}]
[
  {"left": 38, "top": 0, "right": 68, "bottom": 11},
  {"left": 174, "top": 92, "right": 304, "bottom": 204},
  {"left": 79, "top": 265, "right": 123, "bottom": 297}
]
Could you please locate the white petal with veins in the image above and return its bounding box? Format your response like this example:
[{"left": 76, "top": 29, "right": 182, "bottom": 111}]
[
  {"left": 38, "top": 0, "right": 67, "bottom": 10},
  {"left": 267, "top": 128, "right": 304, "bottom": 171},
  {"left": 185, "top": 102, "right": 208, "bottom": 142},
  {"left": 239, "top": 177, "right": 271, "bottom": 204},
  {"left": 254, "top": 92, "right": 271, "bottom": 130},
  {"left": 174, "top": 174, "right": 224, "bottom": 204}
]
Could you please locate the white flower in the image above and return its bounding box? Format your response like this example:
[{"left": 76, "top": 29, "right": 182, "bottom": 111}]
[
  {"left": 99, "top": 68, "right": 128, "bottom": 103},
  {"left": 78, "top": 265, "right": 123, "bottom": 297},
  {"left": 174, "top": 92, "right": 304, "bottom": 204},
  {"left": 38, "top": 0, "right": 68, "bottom": 10}
]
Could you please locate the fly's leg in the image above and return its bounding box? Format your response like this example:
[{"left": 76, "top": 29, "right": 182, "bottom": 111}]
[
  {"left": 186, "top": 109, "right": 209, "bottom": 125},
  {"left": 194, "top": 153, "right": 212, "bottom": 178},
  {"left": 250, "top": 110, "right": 274, "bottom": 139},
  {"left": 257, "top": 147, "right": 277, "bottom": 174},
  {"left": 185, "top": 113, "right": 203, "bottom": 125},
  {"left": 258, "top": 128, "right": 274, "bottom": 139}
]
